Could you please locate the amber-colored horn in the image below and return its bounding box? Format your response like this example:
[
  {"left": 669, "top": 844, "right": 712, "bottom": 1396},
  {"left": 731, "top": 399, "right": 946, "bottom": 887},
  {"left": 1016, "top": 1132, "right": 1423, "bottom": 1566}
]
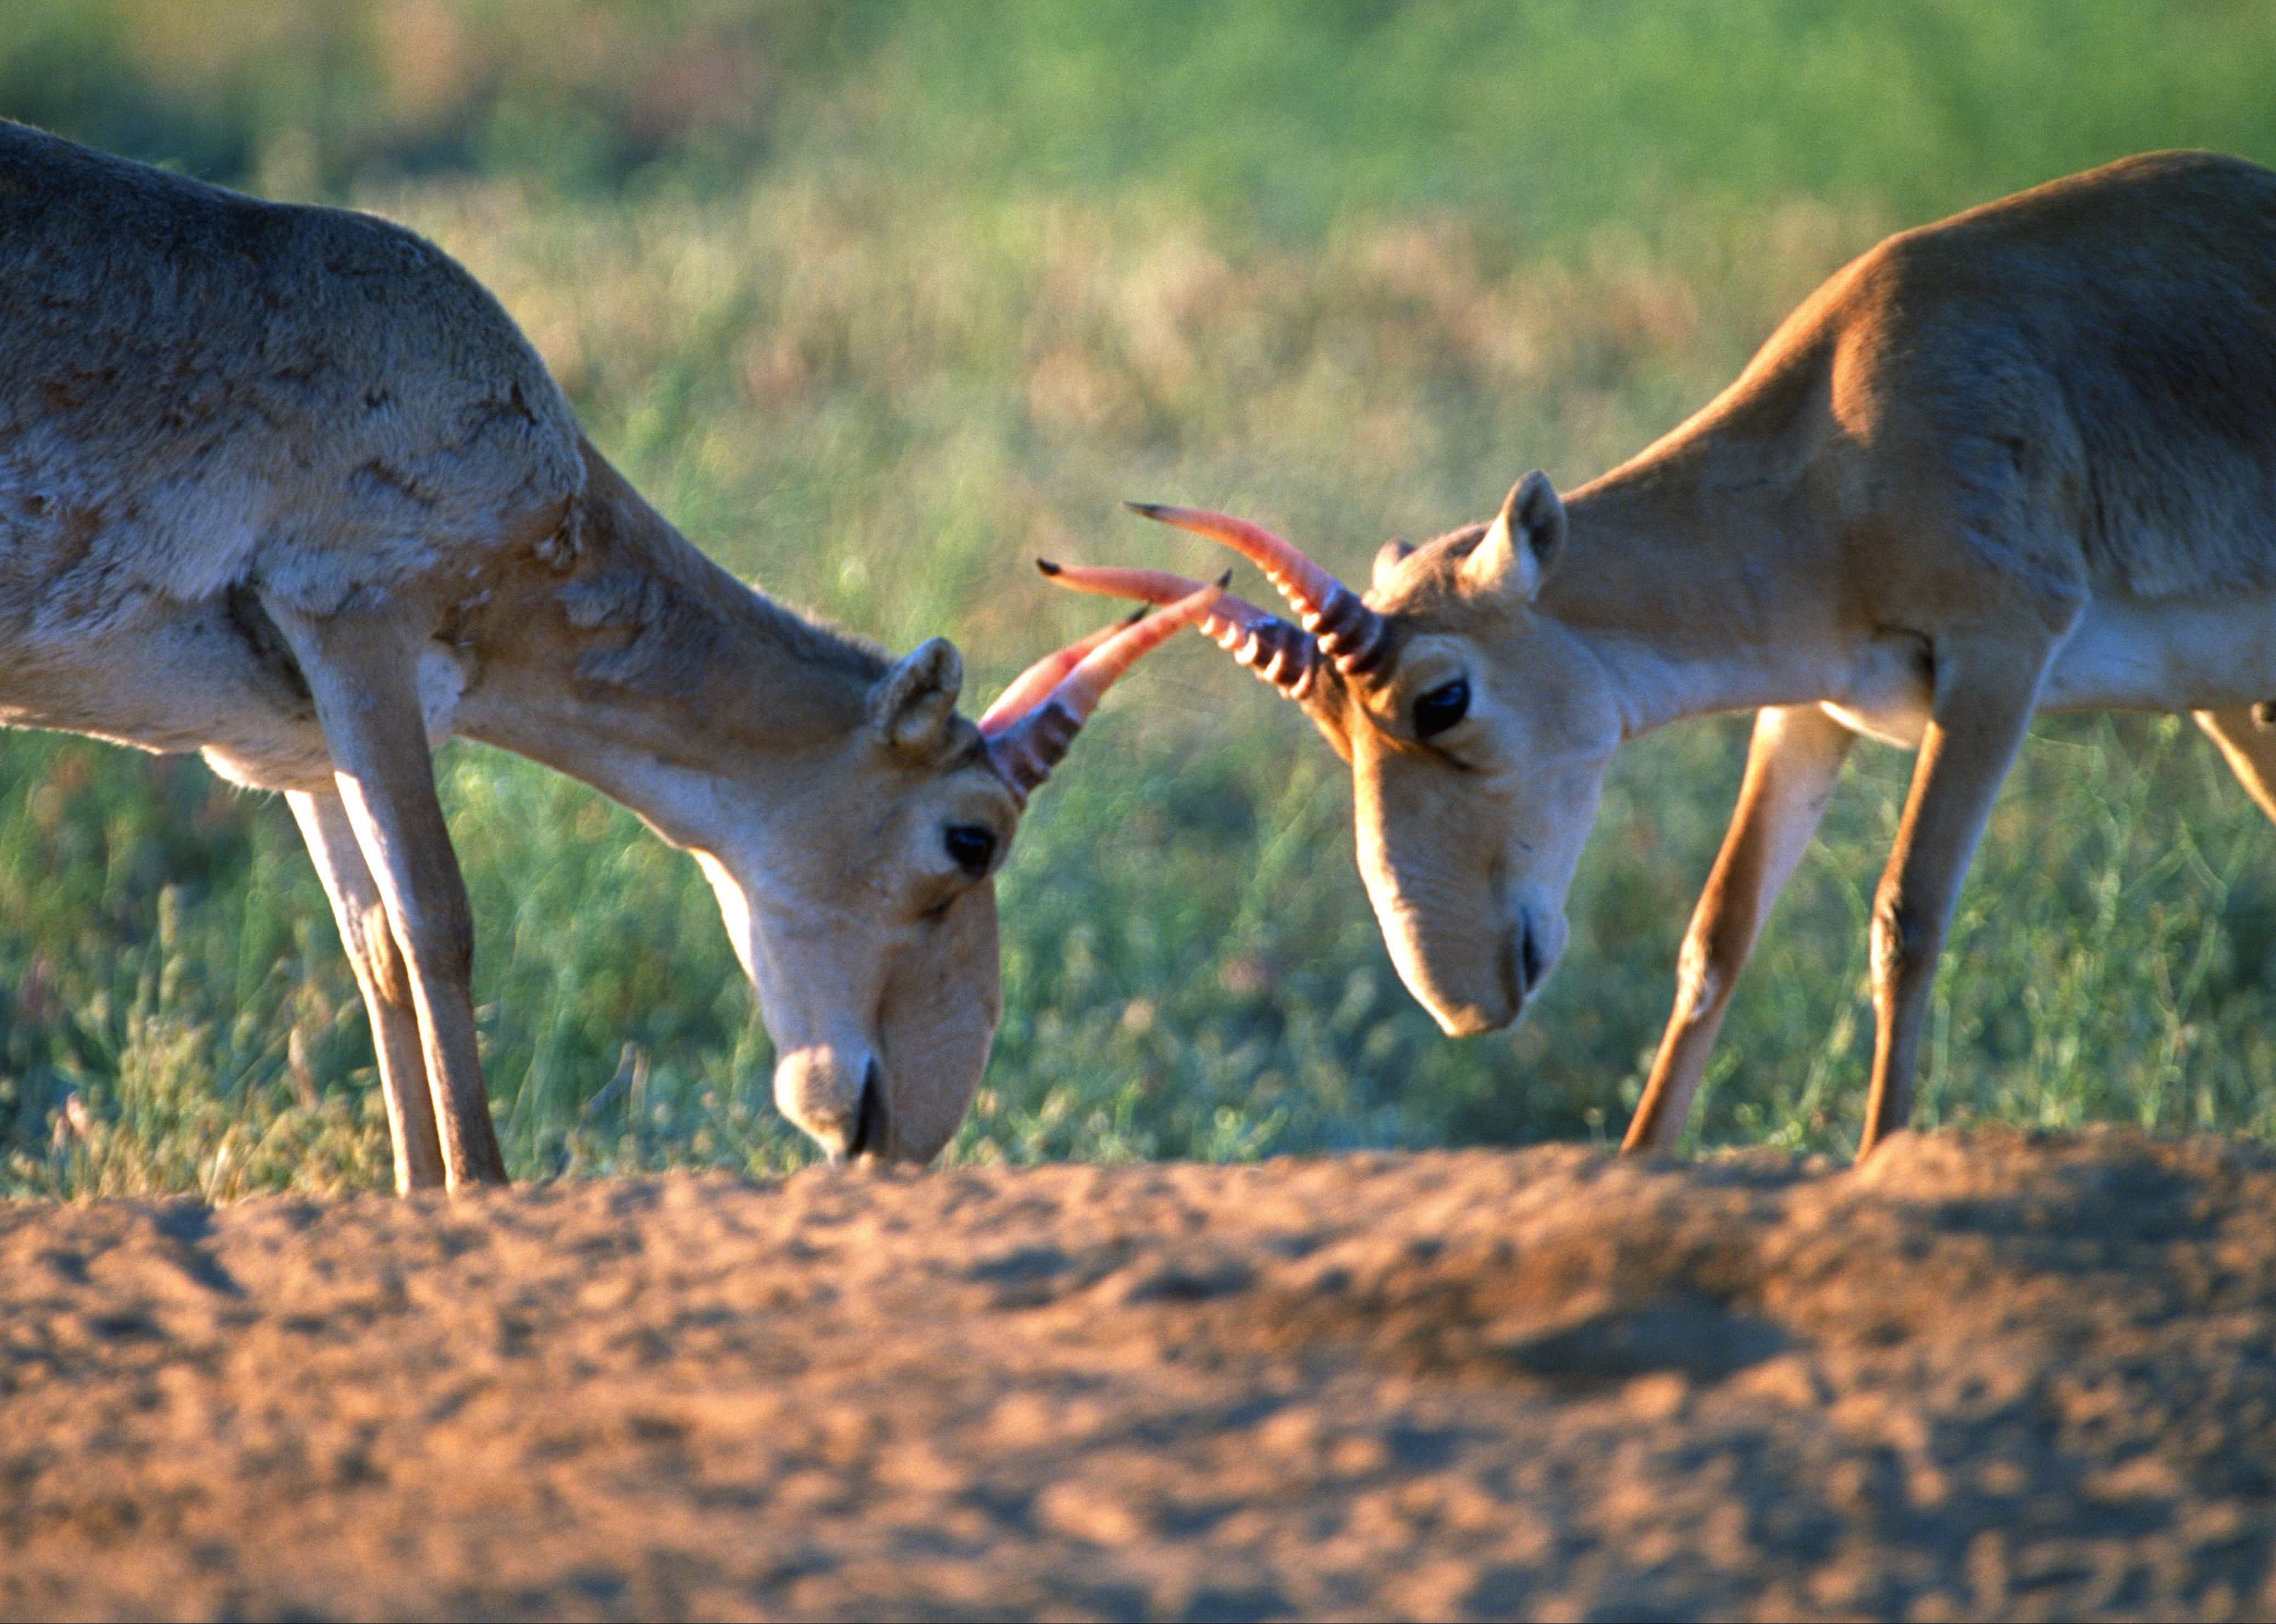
[
  {"left": 983, "top": 580, "right": 1222, "bottom": 804},
  {"left": 1122, "top": 501, "right": 1392, "bottom": 678},
  {"left": 975, "top": 607, "right": 1143, "bottom": 735},
  {"left": 1037, "top": 559, "right": 1322, "bottom": 699}
]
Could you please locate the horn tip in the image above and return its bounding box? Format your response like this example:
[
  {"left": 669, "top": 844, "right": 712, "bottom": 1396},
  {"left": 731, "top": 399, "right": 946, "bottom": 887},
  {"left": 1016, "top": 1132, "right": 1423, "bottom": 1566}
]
[
  {"left": 1035, "top": 557, "right": 1061, "bottom": 576},
  {"left": 1124, "top": 500, "right": 1168, "bottom": 520},
  {"left": 1215, "top": 568, "right": 1233, "bottom": 588}
]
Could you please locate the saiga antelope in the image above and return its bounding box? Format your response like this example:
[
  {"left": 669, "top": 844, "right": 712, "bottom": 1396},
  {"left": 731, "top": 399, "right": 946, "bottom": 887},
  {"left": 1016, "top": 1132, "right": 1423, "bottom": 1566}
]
[
  {"left": 0, "top": 120, "right": 1217, "bottom": 1192},
  {"left": 1053, "top": 151, "right": 2276, "bottom": 1157}
]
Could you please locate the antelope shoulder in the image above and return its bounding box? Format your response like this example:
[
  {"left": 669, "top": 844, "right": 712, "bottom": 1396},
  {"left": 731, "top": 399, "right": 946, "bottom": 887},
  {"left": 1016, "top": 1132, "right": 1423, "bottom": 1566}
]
[{"left": 1820, "top": 152, "right": 2276, "bottom": 604}]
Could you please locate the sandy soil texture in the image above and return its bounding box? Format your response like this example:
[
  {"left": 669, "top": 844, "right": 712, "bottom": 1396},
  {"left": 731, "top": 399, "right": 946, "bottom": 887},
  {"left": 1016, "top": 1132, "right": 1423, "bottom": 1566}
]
[{"left": 3, "top": 1128, "right": 2274, "bottom": 1621}]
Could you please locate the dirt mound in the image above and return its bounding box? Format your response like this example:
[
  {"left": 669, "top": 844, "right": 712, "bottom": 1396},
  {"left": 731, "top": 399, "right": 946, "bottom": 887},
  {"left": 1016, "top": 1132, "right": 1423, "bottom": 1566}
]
[{"left": 4, "top": 1129, "right": 2274, "bottom": 1620}]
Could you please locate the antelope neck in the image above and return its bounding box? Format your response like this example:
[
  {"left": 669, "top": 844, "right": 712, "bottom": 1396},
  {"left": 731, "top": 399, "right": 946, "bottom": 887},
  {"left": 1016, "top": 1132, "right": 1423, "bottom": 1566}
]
[
  {"left": 1538, "top": 437, "right": 1851, "bottom": 740},
  {"left": 457, "top": 447, "right": 887, "bottom": 844}
]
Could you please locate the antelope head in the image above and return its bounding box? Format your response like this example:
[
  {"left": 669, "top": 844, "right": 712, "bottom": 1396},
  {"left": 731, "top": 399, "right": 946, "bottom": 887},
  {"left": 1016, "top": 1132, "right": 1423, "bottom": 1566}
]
[
  {"left": 691, "top": 582, "right": 1220, "bottom": 1164},
  {"left": 1044, "top": 476, "right": 1618, "bottom": 1035}
]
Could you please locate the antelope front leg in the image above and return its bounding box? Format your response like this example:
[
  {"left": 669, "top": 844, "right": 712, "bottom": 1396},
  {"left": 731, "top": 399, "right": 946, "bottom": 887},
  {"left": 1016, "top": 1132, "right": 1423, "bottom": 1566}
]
[
  {"left": 288, "top": 788, "right": 449, "bottom": 1193},
  {"left": 2193, "top": 706, "right": 2276, "bottom": 825},
  {"left": 1623, "top": 704, "right": 1855, "bottom": 1154},
  {"left": 268, "top": 602, "right": 508, "bottom": 1189},
  {"left": 1859, "top": 631, "right": 2064, "bottom": 1158}
]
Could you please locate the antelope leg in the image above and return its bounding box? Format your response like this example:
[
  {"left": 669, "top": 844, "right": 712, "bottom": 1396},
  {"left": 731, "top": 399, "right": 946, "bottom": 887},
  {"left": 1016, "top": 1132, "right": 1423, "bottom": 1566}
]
[
  {"left": 2194, "top": 706, "right": 2276, "bottom": 825},
  {"left": 287, "top": 786, "right": 449, "bottom": 1194},
  {"left": 1623, "top": 704, "right": 1855, "bottom": 1154},
  {"left": 267, "top": 602, "right": 507, "bottom": 1189},
  {"left": 1858, "top": 631, "right": 2062, "bottom": 1158}
]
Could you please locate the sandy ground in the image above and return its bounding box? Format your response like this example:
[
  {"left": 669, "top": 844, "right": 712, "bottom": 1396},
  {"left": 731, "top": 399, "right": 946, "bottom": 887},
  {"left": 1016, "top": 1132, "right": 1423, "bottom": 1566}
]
[{"left": 3, "top": 1129, "right": 2274, "bottom": 1621}]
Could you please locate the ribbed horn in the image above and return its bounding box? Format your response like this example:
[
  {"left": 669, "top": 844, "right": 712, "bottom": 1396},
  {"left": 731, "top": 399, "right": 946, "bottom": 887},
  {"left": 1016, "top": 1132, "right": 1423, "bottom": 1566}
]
[
  {"left": 974, "top": 607, "right": 1143, "bottom": 735},
  {"left": 1122, "top": 502, "right": 1392, "bottom": 678},
  {"left": 982, "top": 580, "right": 1223, "bottom": 804},
  {"left": 1037, "top": 559, "right": 1322, "bottom": 699}
]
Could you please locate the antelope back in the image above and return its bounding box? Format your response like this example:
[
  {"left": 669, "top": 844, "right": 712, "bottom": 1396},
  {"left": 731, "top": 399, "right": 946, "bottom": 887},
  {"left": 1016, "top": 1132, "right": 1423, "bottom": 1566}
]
[{"left": 0, "top": 118, "right": 582, "bottom": 642}]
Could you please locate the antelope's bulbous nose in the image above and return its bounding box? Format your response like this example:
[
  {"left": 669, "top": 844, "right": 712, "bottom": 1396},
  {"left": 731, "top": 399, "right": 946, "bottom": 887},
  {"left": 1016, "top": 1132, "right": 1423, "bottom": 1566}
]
[
  {"left": 1396, "top": 906, "right": 1567, "bottom": 1038},
  {"left": 1428, "top": 986, "right": 1519, "bottom": 1038},
  {"left": 774, "top": 1046, "right": 891, "bottom": 1164},
  {"left": 1515, "top": 903, "right": 1565, "bottom": 999}
]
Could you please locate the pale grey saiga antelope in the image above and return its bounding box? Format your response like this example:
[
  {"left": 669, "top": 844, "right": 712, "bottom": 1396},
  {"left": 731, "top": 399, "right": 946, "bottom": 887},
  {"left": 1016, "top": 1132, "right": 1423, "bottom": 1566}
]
[
  {"left": 0, "top": 119, "right": 1219, "bottom": 1192},
  {"left": 1052, "top": 151, "right": 2276, "bottom": 1158}
]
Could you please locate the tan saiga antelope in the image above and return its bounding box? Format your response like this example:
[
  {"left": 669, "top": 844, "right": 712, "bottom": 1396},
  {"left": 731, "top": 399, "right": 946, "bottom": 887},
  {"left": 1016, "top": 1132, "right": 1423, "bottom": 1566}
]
[
  {"left": 1050, "top": 151, "right": 2276, "bottom": 1158},
  {"left": 0, "top": 119, "right": 1218, "bottom": 1193}
]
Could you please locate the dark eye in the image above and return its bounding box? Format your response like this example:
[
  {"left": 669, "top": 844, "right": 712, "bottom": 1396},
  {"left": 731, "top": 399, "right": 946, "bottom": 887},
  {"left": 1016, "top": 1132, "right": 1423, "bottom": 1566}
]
[
  {"left": 944, "top": 823, "right": 997, "bottom": 878},
  {"left": 1412, "top": 677, "right": 1470, "bottom": 740}
]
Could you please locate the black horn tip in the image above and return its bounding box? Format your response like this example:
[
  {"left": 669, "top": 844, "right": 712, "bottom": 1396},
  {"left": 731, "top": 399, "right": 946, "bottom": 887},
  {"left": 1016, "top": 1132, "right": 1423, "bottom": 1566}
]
[
  {"left": 1035, "top": 557, "right": 1062, "bottom": 576},
  {"left": 1124, "top": 500, "right": 1169, "bottom": 519},
  {"left": 1122, "top": 605, "right": 1150, "bottom": 625},
  {"left": 1215, "top": 568, "right": 1234, "bottom": 588}
]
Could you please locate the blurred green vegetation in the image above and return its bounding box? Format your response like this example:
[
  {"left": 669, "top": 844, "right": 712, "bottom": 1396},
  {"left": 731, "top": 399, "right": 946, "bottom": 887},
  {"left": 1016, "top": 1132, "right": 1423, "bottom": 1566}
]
[{"left": 5, "top": 1, "right": 2275, "bottom": 1195}]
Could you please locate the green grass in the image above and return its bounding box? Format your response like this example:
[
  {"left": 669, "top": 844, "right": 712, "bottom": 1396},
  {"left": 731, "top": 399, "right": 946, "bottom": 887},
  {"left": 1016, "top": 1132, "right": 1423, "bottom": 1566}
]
[{"left": 6, "top": 1, "right": 2276, "bottom": 1195}]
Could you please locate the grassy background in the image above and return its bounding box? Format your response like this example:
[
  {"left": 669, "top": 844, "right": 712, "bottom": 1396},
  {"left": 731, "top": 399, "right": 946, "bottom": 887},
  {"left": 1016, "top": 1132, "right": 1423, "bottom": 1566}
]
[{"left": 6, "top": 1, "right": 2276, "bottom": 1195}]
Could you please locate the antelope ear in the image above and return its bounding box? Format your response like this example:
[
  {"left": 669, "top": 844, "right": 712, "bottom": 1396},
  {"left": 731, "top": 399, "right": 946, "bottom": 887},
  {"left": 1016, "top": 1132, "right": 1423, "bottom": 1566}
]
[
  {"left": 869, "top": 637, "right": 964, "bottom": 752},
  {"left": 1371, "top": 537, "right": 1415, "bottom": 595},
  {"left": 1461, "top": 471, "right": 1566, "bottom": 602}
]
